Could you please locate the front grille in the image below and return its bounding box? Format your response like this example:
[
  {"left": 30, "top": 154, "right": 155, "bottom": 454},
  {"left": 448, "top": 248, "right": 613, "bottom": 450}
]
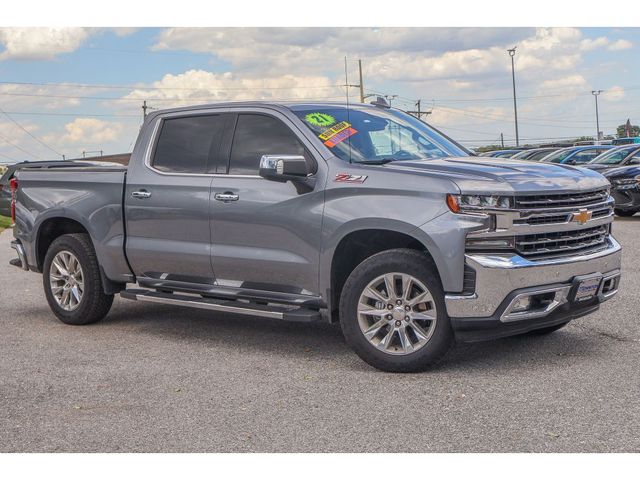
[
  {"left": 514, "top": 188, "right": 609, "bottom": 209},
  {"left": 515, "top": 225, "right": 609, "bottom": 258}
]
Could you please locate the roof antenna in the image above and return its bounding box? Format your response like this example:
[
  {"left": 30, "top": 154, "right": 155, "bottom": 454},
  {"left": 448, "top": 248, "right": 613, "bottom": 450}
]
[
  {"left": 370, "top": 96, "right": 390, "bottom": 109},
  {"left": 344, "top": 56, "right": 352, "bottom": 164}
]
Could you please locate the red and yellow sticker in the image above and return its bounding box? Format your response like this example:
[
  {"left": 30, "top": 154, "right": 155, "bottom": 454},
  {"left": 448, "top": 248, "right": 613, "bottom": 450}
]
[{"left": 319, "top": 121, "right": 357, "bottom": 147}]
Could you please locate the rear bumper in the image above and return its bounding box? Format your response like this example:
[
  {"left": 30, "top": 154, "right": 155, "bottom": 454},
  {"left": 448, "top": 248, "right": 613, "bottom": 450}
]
[
  {"left": 9, "top": 239, "right": 29, "bottom": 271},
  {"left": 445, "top": 236, "right": 621, "bottom": 340}
]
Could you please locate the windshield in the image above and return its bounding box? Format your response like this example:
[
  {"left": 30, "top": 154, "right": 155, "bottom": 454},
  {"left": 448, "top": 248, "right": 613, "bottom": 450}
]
[
  {"left": 590, "top": 146, "right": 637, "bottom": 165},
  {"left": 542, "top": 148, "right": 575, "bottom": 163},
  {"left": 291, "top": 105, "right": 469, "bottom": 163}
]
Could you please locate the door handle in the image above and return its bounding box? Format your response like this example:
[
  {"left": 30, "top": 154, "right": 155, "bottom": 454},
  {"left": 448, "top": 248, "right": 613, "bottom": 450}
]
[
  {"left": 131, "top": 190, "right": 152, "bottom": 199},
  {"left": 214, "top": 192, "right": 239, "bottom": 202}
]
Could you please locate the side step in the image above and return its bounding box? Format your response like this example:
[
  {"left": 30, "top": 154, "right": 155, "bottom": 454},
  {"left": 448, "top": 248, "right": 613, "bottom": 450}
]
[{"left": 120, "top": 289, "right": 322, "bottom": 322}]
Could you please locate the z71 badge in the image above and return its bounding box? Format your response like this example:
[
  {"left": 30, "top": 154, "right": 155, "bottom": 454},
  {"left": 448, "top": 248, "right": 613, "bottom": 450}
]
[{"left": 334, "top": 173, "right": 368, "bottom": 183}]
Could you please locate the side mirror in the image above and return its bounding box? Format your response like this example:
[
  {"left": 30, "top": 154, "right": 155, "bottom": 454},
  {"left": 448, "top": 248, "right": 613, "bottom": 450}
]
[
  {"left": 259, "top": 155, "right": 311, "bottom": 181},
  {"left": 566, "top": 159, "right": 577, "bottom": 165}
]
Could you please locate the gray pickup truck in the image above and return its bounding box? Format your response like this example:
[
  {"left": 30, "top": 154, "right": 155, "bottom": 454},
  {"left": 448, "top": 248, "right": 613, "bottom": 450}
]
[{"left": 9, "top": 100, "right": 622, "bottom": 372}]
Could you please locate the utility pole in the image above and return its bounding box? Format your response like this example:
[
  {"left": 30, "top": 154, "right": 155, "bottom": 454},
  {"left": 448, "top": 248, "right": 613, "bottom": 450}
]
[
  {"left": 407, "top": 100, "right": 433, "bottom": 119},
  {"left": 507, "top": 47, "right": 520, "bottom": 147},
  {"left": 500, "top": 133, "right": 504, "bottom": 148},
  {"left": 592, "top": 90, "right": 602, "bottom": 143},
  {"left": 142, "top": 101, "right": 148, "bottom": 120}
]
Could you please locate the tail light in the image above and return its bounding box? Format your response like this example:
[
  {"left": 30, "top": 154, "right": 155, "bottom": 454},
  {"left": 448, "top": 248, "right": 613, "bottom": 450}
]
[{"left": 10, "top": 177, "right": 18, "bottom": 223}]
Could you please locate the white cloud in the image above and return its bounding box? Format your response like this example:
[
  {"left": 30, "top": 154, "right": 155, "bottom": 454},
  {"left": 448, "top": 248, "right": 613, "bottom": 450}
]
[
  {"left": 539, "top": 74, "right": 588, "bottom": 91},
  {"left": 0, "top": 28, "right": 91, "bottom": 60},
  {"left": 580, "top": 36, "right": 610, "bottom": 51},
  {"left": 0, "top": 27, "right": 138, "bottom": 61},
  {"left": 603, "top": 86, "right": 625, "bottom": 101},
  {"left": 122, "top": 69, "right": 342, "bottom": 105},
  {"left": 609, "top": 39, "right": 633, "bottom": 51},
  {"left": 45, "top": 118, "right": 123, "bottom": 146}
]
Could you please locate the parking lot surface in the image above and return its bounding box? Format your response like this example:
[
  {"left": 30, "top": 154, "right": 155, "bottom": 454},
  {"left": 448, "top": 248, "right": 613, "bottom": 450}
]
[{"left": 0, "top": 220, "right": 639, "bottom": 453}]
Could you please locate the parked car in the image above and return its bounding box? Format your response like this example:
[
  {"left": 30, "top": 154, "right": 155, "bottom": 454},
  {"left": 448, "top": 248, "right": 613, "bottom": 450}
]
[
  {"left": 602, "top": 165, "right": 640, "bottom": 216},
  {"left": 0, "top": 160, "right": 119, "bottom": 217},
  {"left": 479, "top": 149, "right": 523, "bottom": 158},
  {"left": 612, "top": 137, "right": 640, "bottom": 146},
  {"left": 584, "top": 145, "right": 640, "bottom": 172},
  {"left": 509, "top": 147, "right": 559, "bottom": 161},
  {"left": 539, "top": 145, "right": 613, "bottom": 165},
  {"left": 9, "top": 101, "right": 621, "bottom": 372}
]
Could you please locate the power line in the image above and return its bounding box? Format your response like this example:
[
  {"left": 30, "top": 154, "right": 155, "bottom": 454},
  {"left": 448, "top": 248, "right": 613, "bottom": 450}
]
[
  {"left": 0, "top": 151, "right": 18, "bottom": 162},
  {"left": 0, "top": 91, "right": 348, "bottom": 102},
  {"left": 0, "top": 131, "right": 41, "bottom": 160},
  {"left": 0, "top": 105, "right": 63, "bottom": 158},
  {"left": 0, "top": 80, "right": 344, "bottom": 92}
]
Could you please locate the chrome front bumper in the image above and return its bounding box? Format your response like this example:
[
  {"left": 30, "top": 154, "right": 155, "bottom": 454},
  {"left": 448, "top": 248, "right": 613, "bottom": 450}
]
[{"left": 445, "top": 236, "right": 622, "bottom": 321}]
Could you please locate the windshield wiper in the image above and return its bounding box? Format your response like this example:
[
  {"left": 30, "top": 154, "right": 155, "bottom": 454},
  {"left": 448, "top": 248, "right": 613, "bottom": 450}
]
[{"left": 354, "top": 159, "right": 394, "bottom": 165}]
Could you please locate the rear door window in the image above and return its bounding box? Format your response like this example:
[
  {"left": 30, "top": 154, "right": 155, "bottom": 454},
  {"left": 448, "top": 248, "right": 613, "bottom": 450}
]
[{"left": 153, "top": 114, "right": 226, "bottom": 174}]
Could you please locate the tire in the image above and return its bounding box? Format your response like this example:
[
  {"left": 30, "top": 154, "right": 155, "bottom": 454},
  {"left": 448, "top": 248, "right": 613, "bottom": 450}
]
[
  {"left": 530, "top": 321, "right": 570, "bottom": 335},
  {"left": 43, "top": 233, "right": 114, "bottom": 325},
  {"left": 339, "top": 249, "right": 453, "bottom": 372},
  {"left": 614, "top": 209, "right": 636, "bottom": 217}
]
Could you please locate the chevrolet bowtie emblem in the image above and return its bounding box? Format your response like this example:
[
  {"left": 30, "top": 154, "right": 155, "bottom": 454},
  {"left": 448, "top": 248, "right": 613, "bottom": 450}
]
[{"left": 572, "top": 208, "right": 593, "bottom": 224}]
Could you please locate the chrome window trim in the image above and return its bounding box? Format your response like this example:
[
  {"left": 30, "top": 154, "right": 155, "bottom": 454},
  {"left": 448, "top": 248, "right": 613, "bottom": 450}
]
[
  {"left": 143, "top": 106, "right": 318, "bottom": 179},
  {"left": 143, "top": 108, "right": 233, "bottom": 178}
]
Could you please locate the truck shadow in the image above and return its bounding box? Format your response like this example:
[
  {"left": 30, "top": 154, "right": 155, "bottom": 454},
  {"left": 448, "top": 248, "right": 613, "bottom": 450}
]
[{"left": 102, "top": 300, "right": 607, "bottom": 373}]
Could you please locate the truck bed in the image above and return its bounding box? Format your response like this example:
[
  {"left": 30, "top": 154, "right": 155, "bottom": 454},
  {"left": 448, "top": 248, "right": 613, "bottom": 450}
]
[{"left": 13, "top": 166, "right": 132, "bottom": 282}]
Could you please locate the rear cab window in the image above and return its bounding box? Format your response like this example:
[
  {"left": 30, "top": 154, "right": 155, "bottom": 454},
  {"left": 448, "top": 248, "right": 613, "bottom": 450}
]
[{"left": 152, "top": 114, "right": 226, "bottom": 174}]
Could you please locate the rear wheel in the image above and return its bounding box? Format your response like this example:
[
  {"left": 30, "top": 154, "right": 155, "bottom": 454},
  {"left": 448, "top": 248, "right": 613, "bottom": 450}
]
[
  {"left": 43, "top": 234, "right": 114, "bottom": 325},
  {"left": 614, "top": 209, "right": 636, "bottom": 217},
  {"left": 339, "top": 249, "right": 453, "bottom": 372}
]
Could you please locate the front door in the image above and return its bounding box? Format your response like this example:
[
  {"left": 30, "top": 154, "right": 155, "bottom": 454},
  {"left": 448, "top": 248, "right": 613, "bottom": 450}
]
[
  {"left": 209, "top": 111, "right": 324, "bottom": 297},
  {"left": 125, "top": 112, "right": 228, "bottom": 287}
]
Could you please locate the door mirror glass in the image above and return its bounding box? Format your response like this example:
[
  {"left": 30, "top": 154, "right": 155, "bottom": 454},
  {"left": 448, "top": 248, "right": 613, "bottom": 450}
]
[{"left": 259, "top": 155, "right": 310, "bottom": 181}]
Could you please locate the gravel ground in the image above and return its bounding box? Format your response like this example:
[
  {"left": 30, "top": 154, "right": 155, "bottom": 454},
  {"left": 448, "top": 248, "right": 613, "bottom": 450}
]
[{"left": 0, "top": 219, "right": 639, "bottom": 452}]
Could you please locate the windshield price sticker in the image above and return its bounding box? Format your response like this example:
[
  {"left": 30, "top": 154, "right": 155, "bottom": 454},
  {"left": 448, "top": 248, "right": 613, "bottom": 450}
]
[
  {"left": 304, "top": 112, "right": 336, "bottom": 127},
  {"left": 323, "top": 126, "right": 357, "bottom": 147},
  {"left": 319, "top": 121, "right": 351, "bottom": 141}
]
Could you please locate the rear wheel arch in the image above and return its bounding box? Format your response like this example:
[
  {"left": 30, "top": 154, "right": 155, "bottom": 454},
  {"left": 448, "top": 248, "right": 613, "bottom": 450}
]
[{"left": 35, "top": 217, "right": 90, "bottom": 272}]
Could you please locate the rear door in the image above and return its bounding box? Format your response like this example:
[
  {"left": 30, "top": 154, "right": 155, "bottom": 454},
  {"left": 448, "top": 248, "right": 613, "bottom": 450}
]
[
  {"left": 209, "top": 109, "right": 325, "bottom": 298},
  {"left": 125, "top": 111, "right": 229, "bottom": 288}
]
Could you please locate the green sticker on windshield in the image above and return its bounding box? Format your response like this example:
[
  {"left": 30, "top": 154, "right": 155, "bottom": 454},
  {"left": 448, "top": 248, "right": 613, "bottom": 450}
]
[{"left": 304, "top": 112, "right": 336, "bottom": 127}]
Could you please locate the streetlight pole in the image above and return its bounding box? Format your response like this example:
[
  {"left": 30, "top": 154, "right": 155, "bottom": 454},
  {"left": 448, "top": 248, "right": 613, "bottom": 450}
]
[
  {"left": 592, "top": 90, "right": 602, "bottom": 143},
  {"left": 507, "top": 47, "right": 519, "bottom": 147}
]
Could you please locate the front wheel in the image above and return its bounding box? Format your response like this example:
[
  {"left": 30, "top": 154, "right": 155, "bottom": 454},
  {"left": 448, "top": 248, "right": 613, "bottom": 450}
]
[
  {"left": 339, "top": 249, "right": 453, "bottom": 372},
  {"left": 43, "top": 233, "right": 114, "bottom": 325}
]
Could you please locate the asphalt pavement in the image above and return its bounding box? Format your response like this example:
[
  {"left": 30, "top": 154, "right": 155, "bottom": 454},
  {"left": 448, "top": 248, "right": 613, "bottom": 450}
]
[{"left": 0, "top": 220, "right": 639, "bottom": 452}]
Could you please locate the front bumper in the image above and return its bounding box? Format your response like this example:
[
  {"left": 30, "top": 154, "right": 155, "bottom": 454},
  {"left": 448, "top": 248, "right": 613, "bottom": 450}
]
[
  {"left": 445, "top": 236, "right": 621, "bottom": 340},
  {"left": 612, "top": 185, "right": 640, "bottom": 210}
]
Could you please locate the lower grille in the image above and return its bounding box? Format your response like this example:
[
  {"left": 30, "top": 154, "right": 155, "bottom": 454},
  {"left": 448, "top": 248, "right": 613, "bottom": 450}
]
[{"left": 515, "top": 225, "right": 609, "bottom": 258}]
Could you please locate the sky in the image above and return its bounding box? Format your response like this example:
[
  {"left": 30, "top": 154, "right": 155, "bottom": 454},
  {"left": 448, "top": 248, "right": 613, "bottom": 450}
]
[{"left": 0, "top": 26, "right": 638, "bottom": 162}]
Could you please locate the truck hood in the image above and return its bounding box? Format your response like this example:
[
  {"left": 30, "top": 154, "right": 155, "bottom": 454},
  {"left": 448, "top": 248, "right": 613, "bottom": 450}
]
[{"left": 385, "top": 157, "right": 609, "bottom": 194}]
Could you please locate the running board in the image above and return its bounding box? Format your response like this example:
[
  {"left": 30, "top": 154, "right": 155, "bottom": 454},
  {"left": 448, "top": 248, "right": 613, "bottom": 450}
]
[{"left": 120, "top": 289, "right": 321, "bottom": 322}]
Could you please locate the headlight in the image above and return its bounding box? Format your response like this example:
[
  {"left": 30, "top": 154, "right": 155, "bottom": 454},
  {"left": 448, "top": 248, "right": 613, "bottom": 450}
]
[
  {"left": 446, "top": 194, "right": 513, "bottom": 213},
  {"left": 611, "top": 176, "right": 640, "bottom": 186}
]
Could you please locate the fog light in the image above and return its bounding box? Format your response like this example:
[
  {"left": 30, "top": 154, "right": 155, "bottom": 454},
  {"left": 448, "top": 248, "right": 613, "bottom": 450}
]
[{"left": 510, "top": 295, "right": 532, "bottom": 313}]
